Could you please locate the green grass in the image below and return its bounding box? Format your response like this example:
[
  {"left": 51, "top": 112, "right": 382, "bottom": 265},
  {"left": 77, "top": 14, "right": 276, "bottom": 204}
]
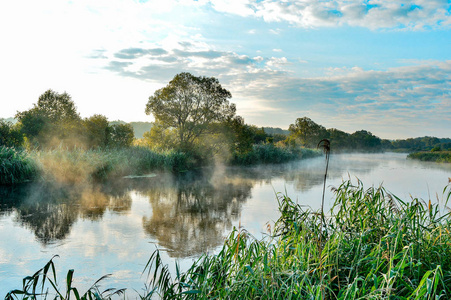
[
  {"left": 0, "top": 146, "right": 38, "bottom": 185},
  {"left": 407, "top": 151, "right": 451, "bottom": 163},
  {"left": 7, "top": 181, "right": 451, "bottom": 299}
]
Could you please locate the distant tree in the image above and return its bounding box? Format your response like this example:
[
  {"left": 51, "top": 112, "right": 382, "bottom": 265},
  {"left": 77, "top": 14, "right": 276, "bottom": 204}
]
[
  {"left": 350, "top": 130, "right": 381, "bottom": 150},
  {"left": 84, "top": 114, "right": 110, "bottom": 148},
  {"left": 145, "top": 72, "right": 236, "bottom": 150},
  {"left": 0, "top": 120, "right": 23, "bottom": 147},
  {"left": 288, "top": 117, "right": 329, "bottom": 148},
  {"left": 108, "top": 124, "right": 134, "bottom": 148},
  {"left": 327, "top": 128, "right": 351, "bottom": 149},
  {"left": 15, "top": 90, "right": 82, "bottom": 147}
]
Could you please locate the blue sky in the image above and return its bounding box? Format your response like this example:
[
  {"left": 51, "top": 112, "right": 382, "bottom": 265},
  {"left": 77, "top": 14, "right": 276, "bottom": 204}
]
[{"left": 1, "top": 0, "right": 450, "bottom": 139}]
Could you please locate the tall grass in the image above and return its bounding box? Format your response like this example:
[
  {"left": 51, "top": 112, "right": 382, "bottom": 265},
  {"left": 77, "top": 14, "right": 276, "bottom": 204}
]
[
  {"left": 231, "top": 143, "right": 320, "bottom": 165},
  {"left": 143, "top": 180, "right": 451, "bottom": 299},
  {"left": 0, "top": 146, "right": 38, "bottom": 185},
  {"left": 4, "top": 256, "right": 125, "bottom": 300},
  {"left": 30, "top": 146, "right": 197, "bottom": 184}
]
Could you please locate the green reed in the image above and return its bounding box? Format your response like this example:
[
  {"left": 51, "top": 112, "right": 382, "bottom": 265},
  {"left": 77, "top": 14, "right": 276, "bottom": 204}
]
[
  {"left": 0, "top": 146, "right": 38, "bottom": 185},
  {"left": 28, "top": 146, "right": 195, "bottom": 184},
  {"left": 4, "top": 256, "right": 125, "bottom": 300},
  {"left": 231, "top": 143, "right": 320, "bottom": 165}
]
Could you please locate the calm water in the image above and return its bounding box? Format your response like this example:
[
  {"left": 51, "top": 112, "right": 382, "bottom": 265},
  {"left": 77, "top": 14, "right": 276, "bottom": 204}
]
[{"left": 1, "top": 153, "right": 450, "bottom": 296}]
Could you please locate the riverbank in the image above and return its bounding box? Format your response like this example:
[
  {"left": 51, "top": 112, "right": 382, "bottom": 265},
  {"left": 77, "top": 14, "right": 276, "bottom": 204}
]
[
  {"left": 6, "top": 180, "right": 451, "bottom": 299},
  {"left": 407, "top": 151, "right": 451, "bottom": 163},
  {"left": 0, "top": 145, "right": 320, "bottom": 185}
]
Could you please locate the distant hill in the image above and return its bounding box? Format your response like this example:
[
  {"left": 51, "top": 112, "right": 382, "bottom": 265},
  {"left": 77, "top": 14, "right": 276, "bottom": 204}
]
[
  {"left": 263, "top": 127, "right": 290, "bottom": 136},
  {"left": 109, "top": 120, "right": 153, "bottom": 139},
  {"left": 129, "top": 122, "right": 153, "bottom": 139}
]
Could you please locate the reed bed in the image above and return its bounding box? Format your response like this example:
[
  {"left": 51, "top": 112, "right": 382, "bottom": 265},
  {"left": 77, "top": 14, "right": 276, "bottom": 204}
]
[
  {"left": 6, "top": 181, "right": 451, "bottom": 299},
  {"left": 27, "top": 147, "right": 195, "bottom": 184},
  {"left": 0, "top": 146, "right": 38, "bottom": 185},
  {"left": 231, "top": 144, "right": 319, "bottom": 165}
]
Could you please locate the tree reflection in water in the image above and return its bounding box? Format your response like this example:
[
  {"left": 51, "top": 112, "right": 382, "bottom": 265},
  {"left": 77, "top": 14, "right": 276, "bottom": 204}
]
[
  {"left": 141, "top": 171, "right": 253, "bottom": 257},
  {"left": 0, "top": 182, "right": 134, "bottom": 245},
  {"left": 0, "top": 158, "right": 357, "bottom": 255}
]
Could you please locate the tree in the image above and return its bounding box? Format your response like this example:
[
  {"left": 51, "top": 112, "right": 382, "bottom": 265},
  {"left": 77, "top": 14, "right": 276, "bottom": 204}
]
[
  {"left": 350, "top": 130, "right": 381, "bottom": 150},
  {"left": 15, "top": 89, "right": 82, "bottom": 147},
  {"left": 327, "top": 128, "right": 351, "bottom": 149},
  {"left": 288, "top": 117, "right": 328, "bottom": 148},
  {"left": 145, "top": 73, "right": 236, "bottom": 150},
  {"left": 108, "top": 124, "right": 134, "bottom": 148},
  {"left": 83, "top": 114, "right": 110, "bottom": 148},
  {"left": 0, "top": 120, "right": 23, "bottom": 147}
]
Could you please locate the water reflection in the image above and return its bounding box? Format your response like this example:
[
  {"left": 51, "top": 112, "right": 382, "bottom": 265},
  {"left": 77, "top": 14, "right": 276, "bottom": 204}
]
[
  {"left": 0, "top": 182, "right": 134, "bottom": 245},
  {"left": 1, "top": 154, "right": 436, "bottom": 255},
  {"left": 141, "top": 172, "right": 253, "bottom": 257}
]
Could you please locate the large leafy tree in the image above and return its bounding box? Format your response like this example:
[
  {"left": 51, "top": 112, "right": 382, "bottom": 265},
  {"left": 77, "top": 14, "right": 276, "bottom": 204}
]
[
  {"left": 16, "top": 90, "right": 82, "bottom": 147},
  {"left": 145, "top": 73, "right": 236, "bottom": 150}
]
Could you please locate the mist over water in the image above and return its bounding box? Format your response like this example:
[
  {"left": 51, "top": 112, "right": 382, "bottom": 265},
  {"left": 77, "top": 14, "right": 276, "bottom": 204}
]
[{"left": 0, "top": 152, "right": 450, "bottom": 295}]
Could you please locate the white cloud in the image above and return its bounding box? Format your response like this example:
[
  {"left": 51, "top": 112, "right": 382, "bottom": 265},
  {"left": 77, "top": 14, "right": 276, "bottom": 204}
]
[{"left": 207, "top": 0, "right": 451, "bottom": 30}]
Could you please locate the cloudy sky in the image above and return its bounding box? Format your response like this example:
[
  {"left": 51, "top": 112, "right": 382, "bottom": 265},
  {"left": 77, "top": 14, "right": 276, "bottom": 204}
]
[{"left": 1, "top": 0, "right": 450, "bottom": 139}]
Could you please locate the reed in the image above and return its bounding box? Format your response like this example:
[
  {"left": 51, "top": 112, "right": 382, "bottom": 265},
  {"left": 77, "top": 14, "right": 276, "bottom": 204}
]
[
  {"left": 30, "top": 146, "right": 196, "bottom": 184},
  {"left": 4, "top": 256, "right": 125, "bottom": 300},
  {"left": 0, "top": 146, "right": 38, "bottom": 185},
  {"left": 231, "top": 144, "right": 320, "bottom": 165}
]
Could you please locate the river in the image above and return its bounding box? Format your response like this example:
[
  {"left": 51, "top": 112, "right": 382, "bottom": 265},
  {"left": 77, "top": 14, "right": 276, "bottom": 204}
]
[{"left": 0, "top": 152, "right": 450, "bottom": 296}]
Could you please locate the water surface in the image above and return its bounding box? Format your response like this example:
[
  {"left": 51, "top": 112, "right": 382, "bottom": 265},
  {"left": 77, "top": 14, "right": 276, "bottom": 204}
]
[{"left": 1, "top": 153, "right": 450, "bottom": 296}]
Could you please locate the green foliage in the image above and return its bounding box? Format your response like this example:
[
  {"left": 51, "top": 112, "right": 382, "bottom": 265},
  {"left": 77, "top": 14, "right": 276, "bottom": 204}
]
[
  {"left": 108, "top": 123, "right": 134, "bottom": 148},
  {"left": 350, "top": 129, "right": 382, "bottom": 149},
  {"left": 0, "top": 121, "right": 23, "bottom": 148},
  {"left": 142, "top": 121, "right": 178, "bottom": 151},
  {"left": 0, "top": 146, "right": 38, "bottom": 185},
  {"left": 143, "top": 181, "right": 451, "bottom": 299},
  {"left": 4, "top": 256, "right": 125, "bottom": 300},
  {"left": 231, "top": 143, "right": 319, "bottom": 165},
  {"left": 407, "top": 151, "right": 451, "bottom": 163},
  {"left": 289, "top": 117, "right": 329, "bottom": 148},
  {"left": 83, "top": 114, "right": 110, "bottom": 148},
  {"left": 15, "top": 89, "right": 83, "bottom": 148},
  {"left": 392, "top": 136, "right": 451, "bottom": 152},
  {"left": 145, "top": 72, "right": 236, "bottom": 150},
  {"left": 225, "top": 116, "right": 269, "bottom": 155}
]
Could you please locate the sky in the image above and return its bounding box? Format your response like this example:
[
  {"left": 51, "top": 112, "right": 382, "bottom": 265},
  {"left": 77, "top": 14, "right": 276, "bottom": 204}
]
[{"left": 0, "top": 0, "right": 450, "bottom": 139}]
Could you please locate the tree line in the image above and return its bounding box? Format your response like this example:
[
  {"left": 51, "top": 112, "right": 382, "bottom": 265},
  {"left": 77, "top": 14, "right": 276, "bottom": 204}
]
[{"left": 1, "top": 72, "right": 449, "bottom": 156}]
